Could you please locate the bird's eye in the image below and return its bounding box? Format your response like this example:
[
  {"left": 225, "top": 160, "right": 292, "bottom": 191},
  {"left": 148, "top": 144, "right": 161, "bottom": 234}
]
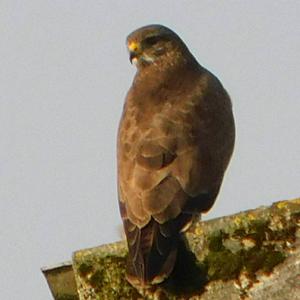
[{"left": 143, "top": 36, "right": 161, "bottom": 46}]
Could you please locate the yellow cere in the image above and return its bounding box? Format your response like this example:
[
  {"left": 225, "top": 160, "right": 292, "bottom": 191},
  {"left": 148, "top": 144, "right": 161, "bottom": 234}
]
[{"left": 128, "top": 41, "right": 139, "bottom": 52}]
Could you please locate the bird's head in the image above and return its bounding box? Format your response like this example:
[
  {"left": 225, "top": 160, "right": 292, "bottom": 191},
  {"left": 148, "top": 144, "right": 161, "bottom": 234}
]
[{"left": 126, "top": 24, "right": 190, "bottom": 69}]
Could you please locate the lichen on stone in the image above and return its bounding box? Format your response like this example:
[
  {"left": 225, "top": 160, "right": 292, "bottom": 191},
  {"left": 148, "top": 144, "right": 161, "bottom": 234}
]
[
  {"left": 69, "top": 199, "right": 300, "bottom": 300},
  {"left": 202, "top": 217, "right": 294, "bottom": 282},
  {"left": 74, "top": 253, "right": 140, "bottom": 299},
  {"left": 56, "top": 295, "right": 79, "bottom": 300}
]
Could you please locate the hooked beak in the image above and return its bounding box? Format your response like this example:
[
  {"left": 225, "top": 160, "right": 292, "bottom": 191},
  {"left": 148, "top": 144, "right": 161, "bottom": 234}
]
[
  {"left": 129, "top": 51, "right": 138, "bottom": 64},
  {"left": 128, "top": 41, "right": 140, "bottom": 65}
]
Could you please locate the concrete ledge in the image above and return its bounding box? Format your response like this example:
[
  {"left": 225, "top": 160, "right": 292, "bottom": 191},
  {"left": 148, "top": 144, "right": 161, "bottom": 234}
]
[
  {"left": 42, "top": 262, "right": 78, "bottom": 300},
  {"left": 43, "top": 198, "right": 300, "bottom": 300}
]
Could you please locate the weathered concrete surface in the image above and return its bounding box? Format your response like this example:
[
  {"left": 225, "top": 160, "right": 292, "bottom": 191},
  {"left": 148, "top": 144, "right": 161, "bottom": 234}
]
[
  {"left": 42, "top": 262, "right": 79, "bottom": 300},
  {"left": 43, "top": 198, "right": 300, "bottom": 300}
]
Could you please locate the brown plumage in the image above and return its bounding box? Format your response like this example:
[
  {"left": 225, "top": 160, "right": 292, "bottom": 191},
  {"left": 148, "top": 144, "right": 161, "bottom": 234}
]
[{"left": 117, "top": 24, "right": 235, "bottom": 287}]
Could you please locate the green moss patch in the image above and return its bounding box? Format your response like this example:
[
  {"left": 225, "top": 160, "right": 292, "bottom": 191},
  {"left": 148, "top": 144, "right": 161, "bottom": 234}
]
[
  {"left": 56, "top": 295, "right": 79, "bottom": 300},
  {"left": 76, "top": 255, "right": 140, "bottom": 299},
  {"left": 203, "top": 218, "right": 294, "bottom": 281}
]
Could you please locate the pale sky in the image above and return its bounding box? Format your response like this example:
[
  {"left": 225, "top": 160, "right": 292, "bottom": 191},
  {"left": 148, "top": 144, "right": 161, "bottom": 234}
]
[{"left": 1, "top": 1, "right": 299, "bottom": 299}]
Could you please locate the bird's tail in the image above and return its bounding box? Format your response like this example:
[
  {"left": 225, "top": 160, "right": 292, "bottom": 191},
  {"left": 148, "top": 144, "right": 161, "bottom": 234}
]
[{"left": 124, "top": 218, "right": 180, "bottom": 287}]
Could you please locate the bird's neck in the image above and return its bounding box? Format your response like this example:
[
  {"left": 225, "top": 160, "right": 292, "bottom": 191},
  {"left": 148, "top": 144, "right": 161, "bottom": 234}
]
[{"left": 133, "top": 55, "right": 198, "bottom": 90}]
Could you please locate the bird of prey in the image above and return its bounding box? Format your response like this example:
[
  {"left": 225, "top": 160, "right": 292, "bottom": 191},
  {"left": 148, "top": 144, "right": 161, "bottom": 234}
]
[{"left": 117, "top": 24, "right": 235, "bottom": 287}]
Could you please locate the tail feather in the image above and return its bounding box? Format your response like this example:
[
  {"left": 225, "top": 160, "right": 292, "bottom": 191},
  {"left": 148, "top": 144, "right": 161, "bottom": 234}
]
[
  {"left": 125, "top": 218, "right": 179, "bottom": 286},
  {"left": 122, "top": 193, "right": 216, "bottom": 287}
]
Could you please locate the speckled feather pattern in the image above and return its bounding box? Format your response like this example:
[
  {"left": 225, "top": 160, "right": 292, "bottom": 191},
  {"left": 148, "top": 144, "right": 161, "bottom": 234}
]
[{"left": 117, "top": 24, "right": 235, "bottom": 287}]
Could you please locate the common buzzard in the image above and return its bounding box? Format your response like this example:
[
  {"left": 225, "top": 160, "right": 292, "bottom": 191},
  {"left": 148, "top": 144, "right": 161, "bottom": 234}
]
[{"left": 117, "top": 24, "right": 235, "bottom": 287}]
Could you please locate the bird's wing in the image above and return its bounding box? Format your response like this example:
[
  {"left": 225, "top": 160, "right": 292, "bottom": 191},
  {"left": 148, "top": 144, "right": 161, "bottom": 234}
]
[
  {"left": 118, "top": 91, "right": 212, "bottom": 285},
  {"left": 119, "top": 106, "right": 193, "bottom": 224},
  {"left": 118, "top": 88, "right": 221, "bottom": 226}
]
